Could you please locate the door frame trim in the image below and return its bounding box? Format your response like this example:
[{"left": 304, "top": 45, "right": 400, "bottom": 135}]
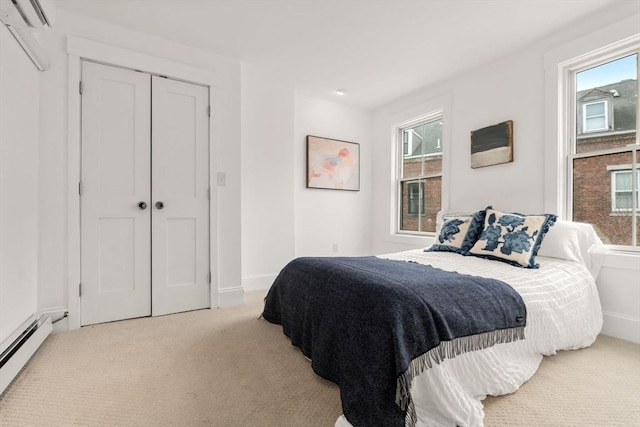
[{"left": 66, "top": 35, "right": 219, "bottom": 330}]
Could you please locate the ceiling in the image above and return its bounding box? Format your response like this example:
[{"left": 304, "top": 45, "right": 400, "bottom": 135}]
[{"left": 56, "top": 0, "right": 623, "bottom": 110}]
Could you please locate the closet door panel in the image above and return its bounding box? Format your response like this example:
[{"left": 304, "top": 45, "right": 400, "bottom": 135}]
[
  {"left": 80, "top": 62, "right": 151, "bottom": 326},
  {"left": 151, "top": 76, "right": 210, "bottom": 315}
]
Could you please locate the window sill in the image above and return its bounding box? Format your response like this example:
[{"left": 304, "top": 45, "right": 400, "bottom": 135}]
[
  {"left": 609, "top": 212, "right": 640, "bottom": 216},
  {"left": 580, "top": 128, "right": 610, "bottom": 135},
  {"left": 403, "top": 154, "right": 443, "bottom": 160},
  {"left": 388, "top": 232, "right": 435, "bottom": 247},
  {"left": 599, "top": 247, "right": 640, "bottom": 272},
  {"left": 603, "top": 245, "right": 640, "bottom": 254}
]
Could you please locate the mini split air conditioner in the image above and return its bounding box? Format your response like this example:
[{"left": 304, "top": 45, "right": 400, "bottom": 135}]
[{"left": 0, "top": 0, "right": 56, "bottom": 71}]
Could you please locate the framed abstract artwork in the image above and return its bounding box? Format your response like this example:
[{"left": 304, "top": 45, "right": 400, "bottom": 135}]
[
  {"left": 306, "top": 135, "right": 360, "bottom": 191},
  {"left": 470, "top": 120, "right": 514, "bottom": 168}
]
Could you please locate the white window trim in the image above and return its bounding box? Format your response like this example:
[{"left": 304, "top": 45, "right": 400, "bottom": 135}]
[
  {"left": 395, "top": 111, "right": 443, "bottom": 235},
  {"left": 544, "top": 25, "right": 639, "bottom": 251},
  {"left": 403, "top": 152, "right": 443, "bottom": 160},
  {"left": 607, "top": 163, "right": 634, "bottom": 171},
  {"left": 567, "top": 51, "right": 639, "bottom": 246},
  {"left": 611, "top": 170, "right": 640, "bottom": 212},
  {"left": 582, "top": 99, "right": 609, "bottom": 133},
  {"left": 381, "top": 93, "right": 451, "bottom": 246}
]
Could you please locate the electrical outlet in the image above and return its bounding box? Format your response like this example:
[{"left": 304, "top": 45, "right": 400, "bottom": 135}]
[{"left": 332, "top": 243, "right": 338, "bottom": 253}]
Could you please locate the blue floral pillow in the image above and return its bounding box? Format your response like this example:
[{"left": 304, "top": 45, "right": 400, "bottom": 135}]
[
  {"left": 426, "top": 209, "right": 487, "bottom": 255},
  {"left": 468, "top": 208, "right": 557, "bottom": 268}
]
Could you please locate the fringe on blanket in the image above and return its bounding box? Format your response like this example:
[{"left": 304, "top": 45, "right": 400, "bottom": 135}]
[{"left": 396, "top": 326, "right": 526, "bottom": 427}]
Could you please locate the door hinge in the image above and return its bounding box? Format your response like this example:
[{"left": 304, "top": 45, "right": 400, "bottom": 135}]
[
  {"left": 208, "top": 272, "right": 212, "bottom": 284},
  {"left": 78, "top": 283, "right": 82, "bottom": 297},
  {"left": 207, "top": 187, "right": 211, "bottom": 200},
  {"left": 78, "top": 181, "right": 83, "bottom": 196},
  {"left": 79, "top": 81, "right": 83, "bottom": 95},
  {"left": 207, "top": 105, "right": 211, "bottom": 117}
]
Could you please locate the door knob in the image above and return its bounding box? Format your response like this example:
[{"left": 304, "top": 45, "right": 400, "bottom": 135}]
[
  {"left": 138, "top": 201, "right": 147, "bottom": 210},
  {"left": 155, "top": 201, "right": 164, "bottom": 209}
]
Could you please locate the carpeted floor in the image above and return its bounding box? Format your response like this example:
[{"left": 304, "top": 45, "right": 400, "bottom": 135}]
[{"left": 1, "top": 291, "right": 638, "bottom": 426}]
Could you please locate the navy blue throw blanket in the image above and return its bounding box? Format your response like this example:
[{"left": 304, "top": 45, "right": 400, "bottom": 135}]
[{"left": 262, "top": 256, "right": 526, "bottom": 427}]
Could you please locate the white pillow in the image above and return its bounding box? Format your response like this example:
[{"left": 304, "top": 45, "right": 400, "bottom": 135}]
[
  {"left": 468, "top": 208, "right": 557, "bottom": 268},
  {"left": 427, "top": 210, "right": 486, "bottom": 255},
  {"left": 537, "top": 220, "right": 603, "bottom": 270}
]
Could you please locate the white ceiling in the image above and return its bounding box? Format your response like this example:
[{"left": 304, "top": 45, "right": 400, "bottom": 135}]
[{"left": 56, "top": 0, "right": 622, "bottom": 109}]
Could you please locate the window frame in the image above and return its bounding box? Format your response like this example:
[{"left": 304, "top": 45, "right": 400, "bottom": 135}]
[
  {"left": 562, "top": 43, "right": 640, "bottom": 250},
  {"left": 394, "top": 109, "right": 444, "bottom": 236},
  {"left": 611, "top": 169, "right": 640, "bottom": 212},
  {"left": 582, "top": 99, "right": 609, "bottom": 133}
]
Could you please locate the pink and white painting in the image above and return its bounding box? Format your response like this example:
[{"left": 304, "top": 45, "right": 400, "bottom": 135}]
[{"left": 307, "top": 135, "right": 360, "bottom": 191}]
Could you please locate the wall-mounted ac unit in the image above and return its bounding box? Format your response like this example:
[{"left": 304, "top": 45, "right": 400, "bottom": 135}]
[
  {"left": 0, "top": 0, "right": 55, "bottom": 29},
  {"left": 0, "top": 0, "right": 55, "bottom": 71}
]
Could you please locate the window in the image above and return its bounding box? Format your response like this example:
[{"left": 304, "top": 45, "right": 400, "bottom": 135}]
[
  {"left": 407, "top": 182, "right": 424, "bottom": 215},
  {"left": 568, "top": 50, "right": 639, "bottom": 247},
  {"left": 611, "top": 170, "right": 640, "bottom": 211},
  {"left": 397, "top": 113, "right": 443, "bottom": 234},
  {"left": 583, "top": 100, "right": 608, "bottom": 132}
]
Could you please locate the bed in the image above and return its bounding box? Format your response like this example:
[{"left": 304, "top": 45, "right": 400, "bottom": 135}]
[{"left": 262, "top": 209, "right": 604, "bottom": 427}]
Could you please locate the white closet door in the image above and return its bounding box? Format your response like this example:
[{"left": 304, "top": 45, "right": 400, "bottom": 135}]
[
  {"left": 151, "top": 76, "right": 210, "bottom": 316},
  {"left": 80, "top": 62, "right": 152, "bottom": 326}
]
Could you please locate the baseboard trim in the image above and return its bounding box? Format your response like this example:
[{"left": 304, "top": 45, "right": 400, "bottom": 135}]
[
  {"left": 242, "top": 273, "right": 276, "bottom": 292},
  {"left": 217, "top": 286, "right": 244, "bottom": 308},
  {"left": 601, "top": 311, "right": 640, "bottom": 343}
]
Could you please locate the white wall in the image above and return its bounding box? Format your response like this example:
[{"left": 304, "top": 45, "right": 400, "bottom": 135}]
[
  {"left": 371, "top": 42, "right": 551, "bottom": 255},
  {"left": 240, "top": 83, "right": 373, "bottom": 291},
  {"left": 0, "top": 24, "right": 40, "bottom": 343},
  {"left": 241, "top": 65, "right": 296, "bottom": 291},
  {"left": 371, "top": 2, "right": 640, "bottom": 342},
  {"left": 36, "top": 9, "right": 242, "bottom": 329},
  {"left": 294, "top": 96, "right": 373, "bottom": 258},
  {"left": 598, "top": 254, "right": 640, "bottom": 342}
]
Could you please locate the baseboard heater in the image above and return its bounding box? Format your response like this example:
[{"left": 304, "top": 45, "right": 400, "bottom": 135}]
[{"left": 0, "top": 315, "right": 52, "bottom": 395}]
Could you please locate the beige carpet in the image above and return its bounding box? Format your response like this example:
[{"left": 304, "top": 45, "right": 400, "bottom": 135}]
[{"left": 1, "top": 291, "right": 638, "bottom": 426}]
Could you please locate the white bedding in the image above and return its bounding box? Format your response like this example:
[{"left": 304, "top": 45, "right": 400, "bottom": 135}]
[{"left": 335, "top": 249, "right": 603, "bottom": 427}]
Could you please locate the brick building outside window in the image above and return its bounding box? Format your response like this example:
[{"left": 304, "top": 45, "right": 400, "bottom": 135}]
[
  {"left": 573, "top": 73, "right": 638, "bottom": 246},
  {"left": 398, "top": 117, "right": 443, "bottom": 233}
]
